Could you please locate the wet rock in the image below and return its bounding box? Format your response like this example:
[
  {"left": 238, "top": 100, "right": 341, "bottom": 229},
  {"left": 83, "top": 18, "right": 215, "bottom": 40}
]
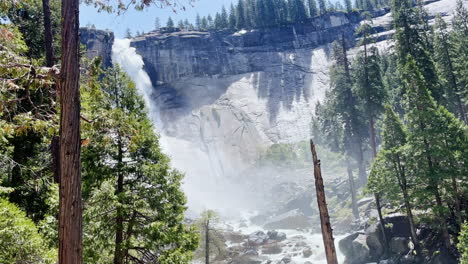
[
  {"left": 267, "top": 230, "right": 287, "bottom": 241},
  {"left": 389, "top": 237, "right": 409, "bottom": 255},
  {"left": 351, "top": 234, "right": 371, "bottom": 262},
  {"left": 248, "top": 231, "right": 269, "bottom": 246},
  {"left": 262, "top": 243, "right": 282, "bottom": 255},
  {"left": 280, "top": 255, "right": 292, "bottom": 263},
  {"left": 302, "top": 247, "right": 313, "bottom": 258},
  {"left": 338, "top": 232, "right": 360, "bottom": 257},
  {"left": 365, "top": 223, "right": 384, "bottom": 258}
]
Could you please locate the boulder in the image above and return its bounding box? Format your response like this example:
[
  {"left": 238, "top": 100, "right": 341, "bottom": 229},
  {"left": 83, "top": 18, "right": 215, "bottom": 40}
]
[
  {"left": 365, "top": 223, "right": 384, "bottom": 258},
  {"left": 281, "top": 255, "right": 292, "bottom": 263},
  {"left": 389, "top": 237, "right": 409, "bottom": 255},
  {"left": 351, "top": 234, "right": 371, "bottom": 263},
  {"left": 302, "top": 247, "right": 313, "bottom": 258},
  {"left": 264, "top": 209, "right": 311, "bottom": 230},
  {"left": 261, "top": 243, "right": 282, "bottom": 255},
  {"left": 267, "top": 230, "right": 287, "bottom": 241},
  {"left": 248, "top": 231, "right": 269, "bottom": 246},
  {"left": 338, "top": 232, "right": 360, "bottom": 257}
]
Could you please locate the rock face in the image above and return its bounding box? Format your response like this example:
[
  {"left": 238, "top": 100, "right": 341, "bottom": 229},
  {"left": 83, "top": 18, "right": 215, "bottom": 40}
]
[
  {"left": 80, "top": 27, "right": 114, "bottom": 67},
  {"left": 129, "top": 12, "right": 361, "bottom": 178}
]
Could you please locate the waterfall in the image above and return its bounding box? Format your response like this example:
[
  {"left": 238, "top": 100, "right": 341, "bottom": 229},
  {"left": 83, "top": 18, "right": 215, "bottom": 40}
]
[{"left": 111, "top": 39, "right": 254, "bottom": 215}]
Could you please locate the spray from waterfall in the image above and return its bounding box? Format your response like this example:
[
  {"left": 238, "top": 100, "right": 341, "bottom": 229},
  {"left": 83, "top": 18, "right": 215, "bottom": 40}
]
[{"left": 111, "top": 39, "right": 260, "bottom": 216}]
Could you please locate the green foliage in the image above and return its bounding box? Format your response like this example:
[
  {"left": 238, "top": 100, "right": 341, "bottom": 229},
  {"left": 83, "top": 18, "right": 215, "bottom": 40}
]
[
  {"left": 195, "top": 210, "right": 226, "bottom": 262},
  {"left": 258, "top": 141, "right": 347, "bottom": 177},
  {"left": 0, "top": 25, "right": 57, "bottom": 222},
  {"left": 460, "top": 222, "right": 468, "bottom": 264},
  {"left": 0, "top": 198, "right": 56, "bottom": 264},
  {"left": 3, "top": 0, "right": 60, "bottom": 60},
  {"left": 81, "top": 65, "right": 198, "bottom": 263}
]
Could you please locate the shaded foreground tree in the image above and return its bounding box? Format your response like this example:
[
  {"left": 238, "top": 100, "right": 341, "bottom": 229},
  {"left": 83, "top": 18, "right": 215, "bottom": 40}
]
[
  {"left": 59, "top": 0, "right": 193, "bottom": 263},
  {"left": 310, "top": 140, "right": 338, "bottom": 264}
]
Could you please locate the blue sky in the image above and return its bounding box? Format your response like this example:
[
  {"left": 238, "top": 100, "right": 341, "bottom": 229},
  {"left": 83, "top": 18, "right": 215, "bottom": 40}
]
[{"left": 80, "top": 0, "right": 236, "bottom": 38}]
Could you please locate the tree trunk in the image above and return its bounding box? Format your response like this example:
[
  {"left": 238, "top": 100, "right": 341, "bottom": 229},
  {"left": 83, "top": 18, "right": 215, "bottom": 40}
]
[
  {"left": 434, "top": 184, "right": 452, "bottom": 249},
  {"left": 58, "top": 0, "right": 82, "bottom": 263},
  {"left": 42, "top": 0, "right": 54, "bottom": 67},
  {"left": 442, "top": 39, "right": 465, "bottom": 123},
  {"left": 346, "top": 161, "right": 359, "bottom": 219},
  {"left": 374, "top": 193, "right": 389, "bottom": 256},
  {"left": 205, "top": 220, "right": 210, "bottom": 264},
  {"left": 357, "top": 141, "right": 367, "bottom": 186},
  {"left": 310, "top": 140, "right": 338, "bottom": 264},
  {"left": 395, "top": 156, "right": 420, "bottom": 250},
  {"left": 114, "top": 135, "right": 124, "bottom": 264},
  {"left": 369, "top": 116, "right": 377, "bottom": 158}
]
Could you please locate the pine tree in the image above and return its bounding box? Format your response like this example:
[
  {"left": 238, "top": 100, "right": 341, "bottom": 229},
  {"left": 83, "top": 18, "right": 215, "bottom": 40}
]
[
  {"left": 201, "top": 16, "right": 208, "bottom": 31},
  {"left": 433, "top": 15, "right": 466, "bottom": 122},
  {"left": 403, "top": 56, "right": 467, "bottom": 250},
  {"left": 318, "top": 0, "right": 327, "bottom": 14},
  {"left": 450, "top": 0, "right": 468, "bottom": 123},
  {"left": 276, "top": 0, "right": 289, "bottom": 24},
  {"left": 154, "top": 17, "right": 161, "bottom": 30},
  {"left": 207, "top": 14, "right": 214, "bottom": 29},
  {"left": 244, "top": 0, "right": 254, "bottom": 28},
  {"left": 392, "top": 0, "right": 442, "bottom": 102},
  {"left": 353, "top": 20, "right": 386, "bottom": 158},
  {"left": 166, "top": 16, "right": 174, "bottom": 28},
  {"left": 125, "top": 28, "right": 132, "bottom": 38},
  {"left": 214, "top": 13, "right": 222, "bottom": 30},
  {"left": 236, "top": 0, "right": 246, "bottom": 29},
  {"left": 308, "top": 0, "right": 318, "bottom": 17},
  {"left": 178, "top": 19, "right": 185, "bottom": 29},
  {"left": 220, "top": 6, "right": 229, "bottom": 29},
  {"left": 229, "top": 4, "right": 237, "bottom": 30},
  {"left": 196, "top": 13, "right": 202, "bottom": 30},
  {"left": 344, "top": 0, "right": 352, "bottom": 12},
  {"left": 368, "top": 105, "right": 420, "bottom": 251},
  {"left": 81, "top": 66, "right": 198, "bottom": 264}
]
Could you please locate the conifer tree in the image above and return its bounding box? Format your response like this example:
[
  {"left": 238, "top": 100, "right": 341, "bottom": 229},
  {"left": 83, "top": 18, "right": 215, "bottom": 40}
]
[
  {"left": 154, "top": 17, "right": 161, "bottom": 30},
  {"left": 353, "top": 20, "right": 386, "bottom": 158},
  {"left": 450, "top": 0, "right": 468, "bottom": 122},
  {"left": 166, "top": 16, "right": 174, "bottom": 28},
  {"left": 196, "top": 13, "right": 202, "bottom": 30},
  {"left": 228, "top": 4, "right": 237, "bottom": 29},
  {"left": 236, "top": 0, "right": 246, "bottom": 29},
  {"left": 178, "top": 19, "right": 185, "bottom": 29},
  {"left": 403, "top": 56, "right": 467, "bottom": 250},
  {"left": 368, "top": 105, "right": 420, "bottom": 251},
  {"left": 220, "top": 6, "right": 229, "bottom": 29},
  {"left": 433, "top": 16, "right": 466, "bottom": 122},
  {"left": 201, "top": 16, "right": 208, "bottom": 31},
  {"left": 308, "top": 0, "right": 318, "bottom": 16},
  {"left": 318, "top": 0, "right": 327, "bottom": 14},
  {"left": 392, "top": 0, "right": 442, "bottom": 102},
  {"left": 344, "top": 0, "right": 352, "bottom": 12},
  {"left": 81, "top": 66, "right": 198, "bottom": 264}
]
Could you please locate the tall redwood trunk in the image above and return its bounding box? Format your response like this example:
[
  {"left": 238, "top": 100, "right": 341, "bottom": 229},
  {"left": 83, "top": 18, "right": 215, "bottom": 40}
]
[
  {"left": 42, "top": 0, "right": 54, "bottom": 67},
  {"left": 58, "top": 0, "right": 82, "bottom": 263},
  {"left": 310, "top": 140, "right": 338, "bottom": 264}
]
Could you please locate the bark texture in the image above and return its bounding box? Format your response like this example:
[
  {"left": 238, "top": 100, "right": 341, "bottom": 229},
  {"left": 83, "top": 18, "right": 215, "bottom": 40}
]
[
  {"left": 59, "top": 0, "right": 82, "bottom": 263},
  {"left": 310, "top": 140, "right": 338, "bottom": 264}
]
